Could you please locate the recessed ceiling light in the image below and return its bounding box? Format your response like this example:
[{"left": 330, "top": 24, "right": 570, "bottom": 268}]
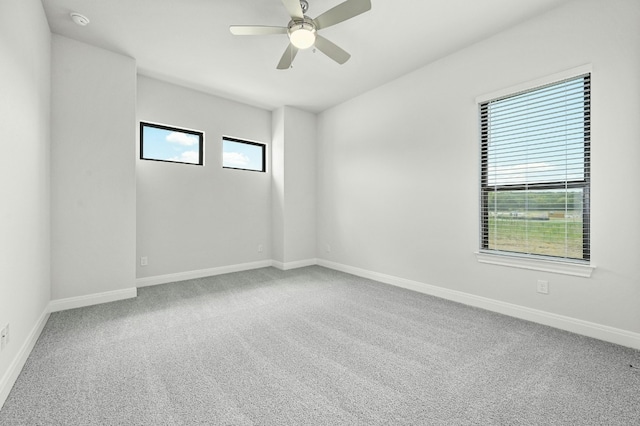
[{"left": 70, "top": 13, "right": 90, "bottom": 26}]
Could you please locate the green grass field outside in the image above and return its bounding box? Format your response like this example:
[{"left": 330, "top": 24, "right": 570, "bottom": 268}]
[{"left": 487, "top": 216, "right": 584, "bottom": 259}]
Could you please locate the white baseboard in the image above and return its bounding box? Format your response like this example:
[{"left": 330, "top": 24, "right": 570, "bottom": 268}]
[
  {"left": 48, "top": 287, "right": 138, "bottom": 313},
  {"left": 136, "top": 260, "right": 272, "bottom": 287},
  {"left": 271, "top": 258, "right": 318, "bottom": 271},
  {"left": 317, "top": 259, "right": 640, "bottom": 350},
  {"left": 0, "top": 308, "right": 49, "bottom": 411}
]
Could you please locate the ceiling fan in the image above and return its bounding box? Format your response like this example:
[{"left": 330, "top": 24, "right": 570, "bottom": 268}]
[{"left": 230, "top": 0, "right": 372, "bottom": 69}]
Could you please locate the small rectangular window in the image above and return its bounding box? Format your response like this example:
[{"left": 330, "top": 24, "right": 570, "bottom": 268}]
[
  {"left": 140, "top": 122, "right": 204, "bottom": 165},
  {"left": 222, "top": 137, "right": 266, "bottom": 172},
  {"left": 480, "top": 74, "right": 591, "bottom": 261}
]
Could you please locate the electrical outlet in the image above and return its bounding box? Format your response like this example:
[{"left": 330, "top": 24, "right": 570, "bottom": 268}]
[
  {"left": 140, "top": 256, "right": 148, "bottom": 266},
  {"left": 258, "top": 244, "right": 263, "bottom": 253},
  {"left": 537, "top": 280, "right": 549, "bottom": 294},
  {"left": 326, "top": 244, "right": 331, "bottom": 253}
]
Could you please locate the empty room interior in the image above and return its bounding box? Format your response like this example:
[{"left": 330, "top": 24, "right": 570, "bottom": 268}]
[{"left": 1, "top": 0, "right": 639, "bottom": 424}]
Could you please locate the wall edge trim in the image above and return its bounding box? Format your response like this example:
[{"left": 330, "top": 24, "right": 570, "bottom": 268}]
[
  {"left": 271, "top": 258, "right": 318, "bottom": 271},
  {"left": 0, "top": 308, "right": 50, "bottom": 411},
  {"left": 136, "top": 260, "right": 272, "bottom": 287},
  {"left": 48, "top": 287, "right": 138, "bottom": 313},
  {"left": 317, "top": 259, "right": 640, "bottom": 350}
]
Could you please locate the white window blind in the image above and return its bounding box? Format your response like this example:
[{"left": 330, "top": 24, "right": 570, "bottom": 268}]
[{"left": 480, "top": 74, "right": 590, "bottom": 261}]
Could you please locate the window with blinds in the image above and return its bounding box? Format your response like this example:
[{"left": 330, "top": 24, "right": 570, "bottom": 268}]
[{"left": 480, "top": 74, "right": 591, "bottom": 261}]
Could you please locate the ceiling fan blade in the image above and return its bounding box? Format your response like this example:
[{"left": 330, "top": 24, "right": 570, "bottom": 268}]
[
  {"left": 281, "top": 0, "right": 304, "bottom": 20},
  {"left": 277, "top": 43, "right": 299, "bottom": 69},
  {"left": 314, "top": 35, "right": 351, "bottom": 65},
  {"left": 230, "top": 25, "right": 288, "bottom": 36},
  {"left": 313, "top": 0, "right": 371, "bottom": 30}
]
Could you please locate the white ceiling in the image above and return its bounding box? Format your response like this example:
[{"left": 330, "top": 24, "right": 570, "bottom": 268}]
[{"left": 42, "top": 0, "right": 572, "bottom": 113}]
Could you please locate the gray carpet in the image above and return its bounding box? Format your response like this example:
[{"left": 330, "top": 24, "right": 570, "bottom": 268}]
[{"left": 1, "top": 266, "right": 639, "bottom": 425}]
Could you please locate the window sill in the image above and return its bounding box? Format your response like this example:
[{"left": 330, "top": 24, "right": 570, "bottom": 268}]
[{"left": 475, "top": 251, "right": 595, "bottom": 278}]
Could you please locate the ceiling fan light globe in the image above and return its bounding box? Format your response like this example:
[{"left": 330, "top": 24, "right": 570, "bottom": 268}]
[
  {"left": 290, "top": 29, "right": 316, "bottom": 49},
  {"left": 288, "top": 21, "right": 316, "bottom": 49}
]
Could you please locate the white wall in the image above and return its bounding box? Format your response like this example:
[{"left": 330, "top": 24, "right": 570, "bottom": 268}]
[
  {"left": 51, "top": 36, "right": 137, "bottom": 300},
  {"left": 271, "top": 108, "right": 286, "bottom": 263},
  {"left": 272, "top": 106, "right": 317, "bottom": 266},
  {"left": 317, "top": 0, "right": 640, "bottom": 335},
  {"left": 136, "top": 76, "right": 272, "bottom": 278},
  {"left": 0, "top": 0, "right": 51, "bottom": 405}
]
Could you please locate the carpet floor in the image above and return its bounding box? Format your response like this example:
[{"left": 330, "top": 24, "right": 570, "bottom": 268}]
[{"left": 1, "top": 266, "right": 639, "bottom": 425}]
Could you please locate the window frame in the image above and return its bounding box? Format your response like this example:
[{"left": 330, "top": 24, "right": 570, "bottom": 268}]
[
  {"left": 140, "top": 121, "right": 204, "bottom": 166},
  {"left": 222, "top": 136, "right": 266, "bottom": 173},
  {"left": 478, "top": 70, "right": 591, "bottom": 266}
]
